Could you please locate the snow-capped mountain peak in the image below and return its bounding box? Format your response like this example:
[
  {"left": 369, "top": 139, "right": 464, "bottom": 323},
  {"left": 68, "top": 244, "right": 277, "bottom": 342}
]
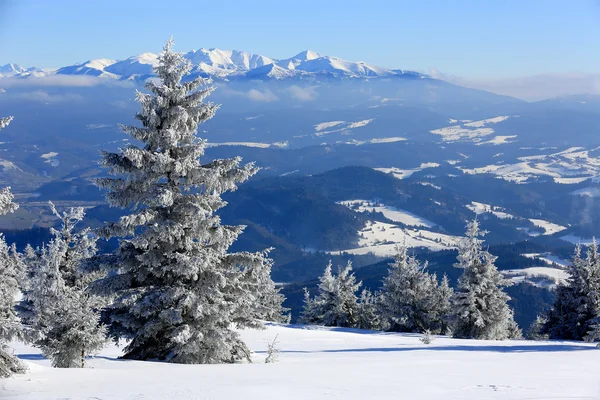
[
  {"left": 277, "top": 50, "right": 322, "bottom": 69},
  {"left": 0, "top": 63, "right": 28, "bottom": 76},
  {"left": 1, "top": 48, "right": 423, "bottom": 81}
]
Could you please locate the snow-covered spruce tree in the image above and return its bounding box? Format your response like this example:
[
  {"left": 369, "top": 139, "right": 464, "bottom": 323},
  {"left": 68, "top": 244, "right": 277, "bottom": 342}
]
[
  {"left": 527, "top": 315, "right": 550, "bottom": 340},
  {"left": 243, "top": 251, "right": 289, "bottom": 323},
  {"left": 543, "top": 242, "right": 600, "bottom": 341},
  {"left": 93, "top": 39, "right": 280, "bottom": 364},
  {"left": 0, "top": 180, "right": 25, "bottom": 377},
  {"left": 379, "top": 242, "right": 452, "bottom": 334},
  {"left": 22, "top": 205, "right": 106, "bottom": 368},
  {"left": 452, "top": 219, "right": 518, "bottom": 340},
  {"left": 300, "top": 261, "right": 361, "bottom": 327},
  {"left": 356, "top": 289, "right": 383, "bottom": 330},
  {"left": 0, "top": 116, "right": 18, "bottom": 216}
]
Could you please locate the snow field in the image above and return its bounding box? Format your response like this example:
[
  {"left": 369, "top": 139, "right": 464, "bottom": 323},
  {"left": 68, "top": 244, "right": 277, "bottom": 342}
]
[{"left": 3, "top": 324, "right": 599, "bottom": 400}]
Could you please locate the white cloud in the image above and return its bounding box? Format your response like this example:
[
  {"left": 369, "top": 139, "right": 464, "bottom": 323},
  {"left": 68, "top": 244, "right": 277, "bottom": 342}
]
[
  {"left": 221, "top": 87, "right": 279, "bottom": 102},
  {"left": 246, "top": 88, "right": 279, "bottom": 102},
  {"left": 10, "top": 90, "right": 84, "bottom": 103},
  {"left": 288, "top": 85, "right": 318, "bottom": 101},
  {"left": 0, "top": 75, "right": 133, "bottom": 88}
]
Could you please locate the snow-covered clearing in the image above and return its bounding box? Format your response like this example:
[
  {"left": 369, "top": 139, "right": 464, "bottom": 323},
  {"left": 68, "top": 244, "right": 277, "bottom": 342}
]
[
  {"left": 467, "top": 202, "right": 516, "bottom": 220},
  {"left": 529, "top": 218, "right": 567, "bottom": 235},
  {"left": 338, "top": 200, "right": 435, "bottom": 228},
  {"left": 206, "top": 141, "right": 288, "bottom": 149},
  {"left": 375, "top": 163, "right": 439, "bottom": 180},
  {"left": 561, "top": 235, "right": 597, "bottom": 245},
  {"left": 368, "top": 137, "right": 406, "bottom": 144},
  {"left": 314, "top": 119, "right": 374, "bottom": 136},
  {"left": 430, "top": 125, "right": 494, "bottom": 142},
  {"left": 522, "top": 253, "right": 569, "bottom": 268},
  {"left": 502, "top": 267, "right": 569, "bottom": 287},
  {"left": 467, "top": 202, "right": 566, "bottom": 235},
  {"left": 331, "top": 221, "right": 461, "bottom": 256},
  {"left": 460, "top": 146, "right": 600, "bottom": 184},
  {"left": 430, "top": 116, "right": 511, "bottom": 143},
  {"left": 475, "top": 135, "right": 517, "bottom": 146},
  {"left": 314, "top": 121, "right": 345, "bottom": 131},
  {"left": 463, "top": 116, "right": 511, "bottom": 127},
  {"left": 3, "top": 323, "right": 599, "bottom": 400}
]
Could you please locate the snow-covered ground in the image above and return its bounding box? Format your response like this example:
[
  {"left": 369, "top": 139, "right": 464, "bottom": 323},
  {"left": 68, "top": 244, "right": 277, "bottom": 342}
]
[
  {"left": 375, "top": 163, "right": 440, "bottom": 180},
  {"left": 430, "top": 116, "right": 510, "bottom": 143},
  {"left": 314, "top": 119, "right": 374, "bottom": 136},
  {"left": 561, "top": 235, "right": 597, "bottom": 245},
  {"left": 3, "top": 323, "right": 599, "bottom": 400},
  {"left": 529, "top": 219, "right": 567, "bottom": 235},
  {"left": 460, "top": 146, "right": 600, "bottom": 184},
  {"left": 503, "top": 267, "right": 569, "bottom": 287},
  {"left": 331, "top": 221, "right": 461, "bottom": 256},
  {"left": 338, "top": 200, "right": 436, "bottom": 227},
  {"left": 467, "top": 202, "right": 566, "bottom": 235},
  {"left": 522, "top": 253, "right": 570, "bottom": 268}
]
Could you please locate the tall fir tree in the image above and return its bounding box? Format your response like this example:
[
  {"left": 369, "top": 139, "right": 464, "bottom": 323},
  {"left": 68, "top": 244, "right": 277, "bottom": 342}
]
[
  {"left": 92, "top": 39, "right": 282, "bottom": 364},
  {"left": 379, "top": 242, "right": 453, "bottom": 334},
  {"left": 300, "top": 261, "right": 361, "bottom": 328},
  {"left": 20, "top": 205, "right": 106, "bottom": 367},
  {"left": 452, "top": 219, "right": 518, "bottom": 340},
  {"left": 544, "top": 242, "right": 600, "bottom": 341}
]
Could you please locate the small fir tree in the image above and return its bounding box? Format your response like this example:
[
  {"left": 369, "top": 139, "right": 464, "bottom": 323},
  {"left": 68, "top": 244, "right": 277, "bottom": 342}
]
[
  {"left": 544, "top": 242, "right": 600, "bottom": 341},
  {"left": 21, "top": 205, "right": 106, "bottom": 368},
  {"left": 379, "top": 242, "right": 452, "bottom": 334},
  {"left": 0, "top": 163, "right": 24, "bottom": 376},
  {"left": 452, "top": 219, "right": 518, "bottom": 340},
  {"left": 300, "top": 261, "right": 361, "bottom": 327}
]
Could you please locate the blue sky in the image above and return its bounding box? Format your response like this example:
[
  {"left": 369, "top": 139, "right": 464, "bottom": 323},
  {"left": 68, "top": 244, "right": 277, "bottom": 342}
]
[{"left": 0, "top": 0, "right": 599, "bottom": 79}]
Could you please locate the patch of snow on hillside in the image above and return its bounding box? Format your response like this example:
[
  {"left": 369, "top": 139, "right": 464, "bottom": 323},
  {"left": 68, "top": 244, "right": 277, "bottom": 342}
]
[
  {"left": 528, "top": 219, "right": 567, "bottom": 235},
  {"left": 466, "top": 202, "right": 516, "bottom": 219},
  {"left": 417, "top": 182, "right": 441, "bottom": 190},
  {"left": 476, "top": 135, "right": 517, "bottom": 146},
  {"left": 369, "top": 137, "right": 406, "bottom": 144},
  {"left": 503, "top": 267, "right": 568, "bottom": 287},
  {"left": 4, "top": 324, "right": 599, "bottom": 400},
  {"left": 430, "top": 125, "right": 494, "bottom": 142},
  {"left": 40, "top": 152, "right": 59, "bottom": 167},
  {"left": 522, "top": 253, "right": 569, "bottom": 268},
  {"left": 375, "top": 163, "right": 440, "bottom": 180},
  {"left": 206, "top": 142, "right": 272, "bottom": 148},
  {"left": 332, "top": 221, "right": 461, "bottom": 256},
  {"left": 348, "top": 119, "right": 373, "bottom": 129},
  {"left": 315, "top": 121, "right": 345, "bottom": 131},
  {"left": 555, "top": 177, "right": 590, "bottom": 184},
  {"left": 339, "top": 200, "right": 436, "bottom": 227},
  {"left": 561, "top": 235, "right": 596, "bottom": 245},
  {"left": 464, "top": 116, "right": 510, "bottom": 128},
  {"left": 0, "top": 159, "right": 20, "bottom": 171}
]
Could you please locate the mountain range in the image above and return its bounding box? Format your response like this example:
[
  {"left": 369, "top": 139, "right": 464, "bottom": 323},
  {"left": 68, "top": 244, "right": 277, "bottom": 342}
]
[{"left": 0, "top": 48, "right": 425, "bottom": 81}]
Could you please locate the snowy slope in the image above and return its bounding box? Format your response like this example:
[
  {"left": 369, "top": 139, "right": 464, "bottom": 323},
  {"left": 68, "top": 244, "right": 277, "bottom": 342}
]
[
  {"left": 338, "top": 200, "right": 436, "bottom": 227},
  {"left": 332, "top": 220, "right": 461, "bottom": 256},
  {"left": 3, "top": 324, "right": 599, "bottom": 399}
]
